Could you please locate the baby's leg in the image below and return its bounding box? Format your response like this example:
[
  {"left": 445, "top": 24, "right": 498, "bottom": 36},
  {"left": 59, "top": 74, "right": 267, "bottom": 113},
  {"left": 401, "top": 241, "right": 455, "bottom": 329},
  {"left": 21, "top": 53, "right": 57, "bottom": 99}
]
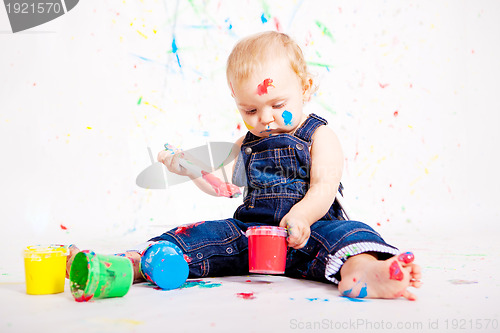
[{"left": 338, "top": 252, "right": 422, "bottom": 300}]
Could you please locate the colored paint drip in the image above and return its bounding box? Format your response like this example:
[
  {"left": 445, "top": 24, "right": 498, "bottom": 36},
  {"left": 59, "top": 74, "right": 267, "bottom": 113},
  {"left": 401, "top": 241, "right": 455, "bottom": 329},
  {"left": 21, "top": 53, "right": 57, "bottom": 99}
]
[
  {"left": 256, "top": 78, "right": 274, "bottom": 95},
  {"left": 201, "top": 171, "right": 241, "bottom": 198},
  {"left": 246, "top": 226, "right": 287, "bottom": 274},
  {"left": 397, "top": 252, "right": 414, "bottom": 264},
  {"left": 389, "top": 260, "right": 404, "bottom": 281}
]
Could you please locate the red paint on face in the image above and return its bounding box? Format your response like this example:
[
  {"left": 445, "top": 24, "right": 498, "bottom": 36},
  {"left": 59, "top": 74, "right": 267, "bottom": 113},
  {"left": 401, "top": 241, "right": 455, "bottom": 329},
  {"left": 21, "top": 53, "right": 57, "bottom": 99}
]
[
  {"left": 201, "top": 171, "right": 241, "bottom": 198},
  {"left": 389, "top": 261, "right": 403, "bottom": 281},
  {"left": 397, "top": 252, "right": 415, "bottom": 264},
  {"left": 256, "top": 78, "right": 274, "bottom": 96}
]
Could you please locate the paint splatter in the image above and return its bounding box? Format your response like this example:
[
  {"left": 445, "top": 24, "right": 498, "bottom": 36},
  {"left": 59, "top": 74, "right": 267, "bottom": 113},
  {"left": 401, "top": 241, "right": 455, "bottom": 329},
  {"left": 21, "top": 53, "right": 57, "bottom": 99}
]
[
  {"left": 393, "top": 110, "right": 399, "bottom": 117},
  {"left": 306, "top": 298, "right": 329, "bottom": 302},
  {"left": 273, "top": 17, "right": 282, "bottom": 32},
  {"left": 389, "top": 261, "right": 404, "bottom": 281},
  {"left": 171, "top": 36, "right": 181, "bottom": 68},
  {"left": 449, "top": 279, "right": 478, "bottom": 285},
  {"left": 379, "top": 82, "right": 389, "bottom": 88},
  {"left": 260, "top": 13, "right": 268, "bottom": 24},
  {"left": 60, "top": 224, "right": 68, "bottom": 230},
  {"left": 175, "top": 221, "right": 205, "bottom": 235},
  {"left": 256, "top": 78, "right": 274, "bottom": 95},
  {"left": 397, "top": 252, "right": 414, "bottom": 264},
  {"left": 201, "top": 171, "right": 241, "bottom": 198},
  {"left": 315, "top": 21, "right": 335, "bottom": 42},
  {"left": 282, "top": 110, "right": 293, "bottom": 125},
  {"left": 180, "top": 280, "right": 222, "bottom": 289},
  {"left": 236, "top": 292, "right": 255, "bottom": 300}
]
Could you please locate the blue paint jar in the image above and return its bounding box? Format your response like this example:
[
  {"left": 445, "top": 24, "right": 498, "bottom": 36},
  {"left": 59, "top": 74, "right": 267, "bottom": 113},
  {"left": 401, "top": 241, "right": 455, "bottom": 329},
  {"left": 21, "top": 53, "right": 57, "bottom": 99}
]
[{"left": 140, "top": 241, "right": 189, "bottom": 290}]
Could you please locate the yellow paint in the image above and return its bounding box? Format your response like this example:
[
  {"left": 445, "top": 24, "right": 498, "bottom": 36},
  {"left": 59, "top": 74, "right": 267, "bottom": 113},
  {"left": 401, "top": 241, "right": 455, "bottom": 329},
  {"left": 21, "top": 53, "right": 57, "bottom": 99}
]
[
  {"left": 24, "top": 245, "right": 68, "bottom": 295},
  {"left": 87, "top": 126, "right": 92, "bottom": 129},
  {"left": 243, "top": 120, "right": 254, "bottom": 130},
  {"left": 137, "top": 30, "right": 147, "bottom": 39}
]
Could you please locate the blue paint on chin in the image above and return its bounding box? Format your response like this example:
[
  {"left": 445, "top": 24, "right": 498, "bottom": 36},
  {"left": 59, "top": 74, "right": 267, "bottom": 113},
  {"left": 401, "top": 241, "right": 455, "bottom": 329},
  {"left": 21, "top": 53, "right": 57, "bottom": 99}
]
[{"left": 282, "top": 110, "right": 293, "bottom": 126}]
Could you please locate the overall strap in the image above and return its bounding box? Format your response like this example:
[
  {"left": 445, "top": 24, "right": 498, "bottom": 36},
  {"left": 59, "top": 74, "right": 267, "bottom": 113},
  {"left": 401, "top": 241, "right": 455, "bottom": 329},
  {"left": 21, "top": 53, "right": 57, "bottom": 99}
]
[{"left": 293, "top": 113, "right": 328, "bottom": 142}]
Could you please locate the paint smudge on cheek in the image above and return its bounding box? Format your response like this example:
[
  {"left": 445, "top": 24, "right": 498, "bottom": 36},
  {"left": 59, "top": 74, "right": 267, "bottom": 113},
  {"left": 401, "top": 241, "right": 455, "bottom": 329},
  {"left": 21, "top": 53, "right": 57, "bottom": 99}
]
[
  {"left": 256, "top": 78, "right": 274, "bottom": 95},
  {"left": 389, "top": 261, "right": 404, "bottom": 281},
  {"left": 397, "top": 252, "right": 414, "bottom": 264},
  {"left": 236, "top": 292, "right": 256, "bottom": 300},
  {"left": 282, "top": 110, "right": 293, "bottom": 126},
  {"left": 243, "top": 120, "right": 254, "bottom": 130}
]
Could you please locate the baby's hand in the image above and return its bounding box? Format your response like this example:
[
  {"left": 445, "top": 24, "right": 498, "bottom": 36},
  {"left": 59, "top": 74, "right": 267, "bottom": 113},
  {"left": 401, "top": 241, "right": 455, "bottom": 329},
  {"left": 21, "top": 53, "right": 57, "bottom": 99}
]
[
  {"left": 157, "top": 150, "right": 192, "bottom": 177},
  {"left": 279, "top": 213, "right": 311, "bottom": 249}
]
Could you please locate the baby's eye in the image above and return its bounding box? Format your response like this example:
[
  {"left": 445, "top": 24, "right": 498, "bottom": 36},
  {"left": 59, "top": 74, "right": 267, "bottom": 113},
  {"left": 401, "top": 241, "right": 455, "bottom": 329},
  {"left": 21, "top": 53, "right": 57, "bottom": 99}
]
[
  {"left": 273, "top": 103, "right": 285, "bottom": 109},
  {"left": 245, "top": 109, "right": 257, "bottom": 114}
]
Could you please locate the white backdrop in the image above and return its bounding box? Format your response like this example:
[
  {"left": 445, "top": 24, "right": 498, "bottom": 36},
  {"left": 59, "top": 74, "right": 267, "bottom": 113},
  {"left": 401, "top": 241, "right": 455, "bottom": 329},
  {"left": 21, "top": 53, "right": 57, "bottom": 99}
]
[{"left": 1, "top": 0, "right": 499, "bottom": 251}]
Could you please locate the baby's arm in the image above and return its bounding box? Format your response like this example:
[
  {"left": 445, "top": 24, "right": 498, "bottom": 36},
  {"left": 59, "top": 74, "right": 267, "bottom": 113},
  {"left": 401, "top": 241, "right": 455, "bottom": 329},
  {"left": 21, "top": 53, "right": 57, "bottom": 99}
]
[
  {"left": 158, "top": 137, "right": 244, "bottom": 197},
  {"left": 279, "top": 125, "right": 344, "bottom": 248}
]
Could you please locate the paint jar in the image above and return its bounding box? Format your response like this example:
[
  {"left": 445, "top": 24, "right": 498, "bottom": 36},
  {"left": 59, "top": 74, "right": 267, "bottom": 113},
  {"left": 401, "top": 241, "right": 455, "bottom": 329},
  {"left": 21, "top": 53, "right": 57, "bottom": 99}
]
[
  {"left": 24, "top": 245, "right": 69, "bottom": 295},
  {"left": 69, "top": 250, "right": 133, "bottom": 302},
  {"left": 140, "top": 241, "right": 189, "bottom": 290},
  {"left": 246, "top": 226, "right": 288, "bottom": 274}
]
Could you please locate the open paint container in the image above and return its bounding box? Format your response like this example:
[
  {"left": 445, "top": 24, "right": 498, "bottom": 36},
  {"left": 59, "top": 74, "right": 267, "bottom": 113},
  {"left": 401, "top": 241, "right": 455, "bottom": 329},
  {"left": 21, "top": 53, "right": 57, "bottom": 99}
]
[
  {"left": 69, "top": 251, "right": 133, "bottom": 302},
  {"left": 24, "top": 245, "right": 69, "bottom": 295},
  {"left": 246, "top": 226, "right": 288, "bottom": 274}
]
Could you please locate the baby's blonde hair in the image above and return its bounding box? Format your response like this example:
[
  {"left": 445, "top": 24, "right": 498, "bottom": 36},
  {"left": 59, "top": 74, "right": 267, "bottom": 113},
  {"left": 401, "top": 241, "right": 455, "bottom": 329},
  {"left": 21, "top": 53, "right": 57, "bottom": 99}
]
[{"left": 226, "top": 31, "right": 315, "bottom": 92}]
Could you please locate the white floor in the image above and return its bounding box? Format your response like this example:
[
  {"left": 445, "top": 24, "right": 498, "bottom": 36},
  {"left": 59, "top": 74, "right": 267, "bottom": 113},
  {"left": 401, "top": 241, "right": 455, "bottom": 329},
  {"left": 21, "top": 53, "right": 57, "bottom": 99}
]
[{"left": 1, "top": 223, "right": 499, "bottom": 333}]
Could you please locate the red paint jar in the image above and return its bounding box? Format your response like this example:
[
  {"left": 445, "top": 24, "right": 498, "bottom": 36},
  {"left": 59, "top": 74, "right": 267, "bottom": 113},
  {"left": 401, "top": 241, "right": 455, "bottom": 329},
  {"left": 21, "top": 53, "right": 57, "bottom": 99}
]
[{"left": 246, "top": 226, "right": 288, "bottom": 274}]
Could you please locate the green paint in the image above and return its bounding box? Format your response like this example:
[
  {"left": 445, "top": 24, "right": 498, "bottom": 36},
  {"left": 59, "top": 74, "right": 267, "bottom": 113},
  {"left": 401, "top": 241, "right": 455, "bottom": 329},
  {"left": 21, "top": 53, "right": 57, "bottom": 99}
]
[
  {"left": 180, "top": 280, "right": 222, "bottom": 289},
  {"left": 137, "top": 96, "right": 142, "bottom": 105},
  {"left": 261, "top": 1, "right": 271, "bottom": 20},
  {"left": 315, "top": 21, "right": 335, "bottom": 42},
  {"left": 307, "top": 61, "right": 333, "bottom": 69},
  {"left": 315, "top": 100, "right": 336, "bottom": 115}
]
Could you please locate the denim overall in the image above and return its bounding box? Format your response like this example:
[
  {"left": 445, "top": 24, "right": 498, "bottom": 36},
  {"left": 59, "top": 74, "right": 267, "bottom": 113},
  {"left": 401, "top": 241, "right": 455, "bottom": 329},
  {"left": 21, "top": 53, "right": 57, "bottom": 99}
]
[{"left": 146, "top": 114, "right": 399, "bottom": 284}]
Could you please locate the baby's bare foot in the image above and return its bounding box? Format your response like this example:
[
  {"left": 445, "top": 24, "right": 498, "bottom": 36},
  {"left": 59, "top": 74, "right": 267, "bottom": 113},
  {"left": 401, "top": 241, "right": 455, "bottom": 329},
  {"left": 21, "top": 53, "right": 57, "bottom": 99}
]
[
  {"left": 66, "top": 245, "right": 80, "bottom": 279},
  {"left": 338, "top": 252, "right": 422, "bottom": 301}
]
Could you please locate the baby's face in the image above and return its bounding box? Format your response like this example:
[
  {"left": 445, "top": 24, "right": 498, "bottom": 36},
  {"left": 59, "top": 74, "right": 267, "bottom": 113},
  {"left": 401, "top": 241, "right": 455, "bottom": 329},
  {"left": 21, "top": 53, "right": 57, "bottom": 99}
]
[{"left": 231, "top": 58, "right": 310, "bottom": 137}]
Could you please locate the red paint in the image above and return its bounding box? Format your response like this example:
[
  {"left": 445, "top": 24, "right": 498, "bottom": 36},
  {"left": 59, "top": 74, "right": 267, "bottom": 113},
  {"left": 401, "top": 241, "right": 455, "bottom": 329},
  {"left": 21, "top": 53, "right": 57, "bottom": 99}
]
[
  {"left": 236, "top": 123, "right": 241, "bottom": 131},
  {"left": 236, "top": 292, "right": 255, "bottom": 300},
  {"left": 256, "top": 78, "right": 274, "bottom": 96},
  {"left": 393, "top": 110, "right": 399, "bottom": 117},
  {"left": 104, "top": 262, "right": 111, "bottom": 268},
  {"left": 397, "top": 252, "right": 415, "bottom": 264},
  {"left": 183, "top": 254, "right": 192, "bottom": 263},
  {"left": 74, "top": 293, "right": 93, "bottom": 302},
  {"left": 353, "top": 278, "right": 357, "bottom": 282},
  {"left": 60, "top": 224, "right": 68, "bottom": 230},
  {"left": 201, "top": 171, "right": 241, "bottom": 198},
  {"left": 247, "top": 226, "right": 287, "bottom": 274},
  {"left": 273, "top": 17, "right": 282, "bottom": 32},
  {"left": 175, "top": 221, "right": 205, "bottom": 235},
  {"left": 379, "top": 82, "right": 389, "bottom": 88},
  {"left": 389, "top": 261, "right": 403, "bottom": 281}
]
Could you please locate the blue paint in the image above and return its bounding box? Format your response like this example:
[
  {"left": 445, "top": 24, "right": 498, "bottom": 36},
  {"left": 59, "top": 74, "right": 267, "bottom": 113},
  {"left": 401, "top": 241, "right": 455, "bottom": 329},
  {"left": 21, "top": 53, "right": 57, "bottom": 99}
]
[
  {"left": 260, "top": 13, "right": 268, "bottom": 24},
  {"left": 225, "top": 18, "right": 232, "bottom": 30},
  {"left": 172, "top": 36, "right": 181, "bottom": 68},
  {"left": 282, "top": 110, "right": 293, "bottom": 125},
  {"left": 358, "top": 283, "right": 368, "bottom": 298},
  {"left": 342, "top": 287, "right": 353, "bottom": 297},
  {"left": 141, "top": 241, "right": 188, "bottom": 290}
]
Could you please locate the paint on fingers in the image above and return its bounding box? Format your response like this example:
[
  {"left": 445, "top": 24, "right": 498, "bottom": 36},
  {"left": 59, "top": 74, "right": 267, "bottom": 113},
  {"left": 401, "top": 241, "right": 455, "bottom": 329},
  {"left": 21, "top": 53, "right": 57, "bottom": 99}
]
[{"left": 397, "top": 252, "right": 414, "bottom": 264}]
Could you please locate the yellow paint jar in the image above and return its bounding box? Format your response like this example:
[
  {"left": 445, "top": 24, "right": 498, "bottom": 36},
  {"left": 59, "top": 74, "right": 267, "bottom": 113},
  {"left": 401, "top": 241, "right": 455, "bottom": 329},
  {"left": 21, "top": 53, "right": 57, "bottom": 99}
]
[{"left": 24, "top": 245, "right": 69, "bottom": 295}]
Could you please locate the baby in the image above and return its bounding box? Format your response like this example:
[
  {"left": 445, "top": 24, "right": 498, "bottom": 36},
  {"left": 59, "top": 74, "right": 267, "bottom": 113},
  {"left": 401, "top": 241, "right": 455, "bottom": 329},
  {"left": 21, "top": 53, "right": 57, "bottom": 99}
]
[{"left": 67, "top": 31, "right": 421, "bottom": 300}]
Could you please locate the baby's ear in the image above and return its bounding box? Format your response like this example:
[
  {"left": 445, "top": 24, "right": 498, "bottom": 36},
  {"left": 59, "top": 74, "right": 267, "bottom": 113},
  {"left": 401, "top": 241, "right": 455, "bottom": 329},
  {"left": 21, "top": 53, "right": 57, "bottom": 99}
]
[{"left": 302, "top": 77, "right": 314, "bottom": 102}]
